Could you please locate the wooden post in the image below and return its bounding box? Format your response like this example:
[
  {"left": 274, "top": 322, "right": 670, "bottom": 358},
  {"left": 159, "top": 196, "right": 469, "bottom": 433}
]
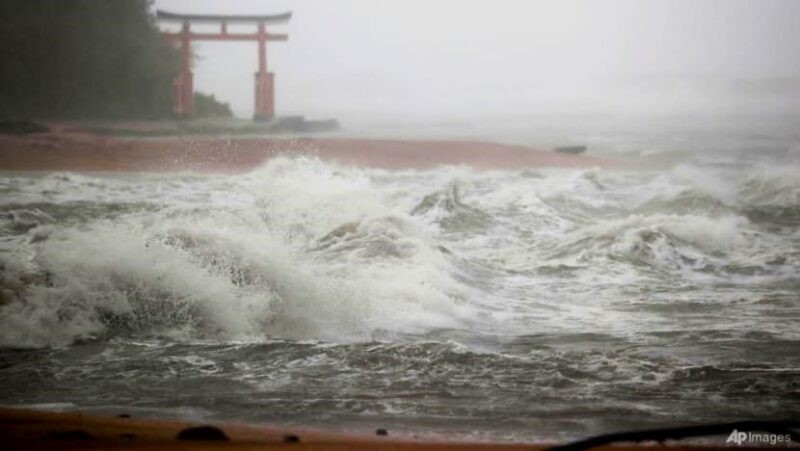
[
  {"left": 253, "top": 22, "right": 274, "bottom": 121},
  {"left": 172, "top": 20, "right": 194, "bottom": 117}
]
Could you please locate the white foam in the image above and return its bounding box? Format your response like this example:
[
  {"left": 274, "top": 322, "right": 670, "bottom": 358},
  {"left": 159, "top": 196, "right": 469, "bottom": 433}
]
[
  {"left": 0, "top": 155, "right": 796, "bottom": 347},
  {"left": 0, "top": 157, "right": 476, "bottom": 347}
]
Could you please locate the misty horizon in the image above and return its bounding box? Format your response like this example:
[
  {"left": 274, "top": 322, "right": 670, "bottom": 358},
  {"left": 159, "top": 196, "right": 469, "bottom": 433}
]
[{"left": 155, "top": 0, "right": 800, "bottom": 119}]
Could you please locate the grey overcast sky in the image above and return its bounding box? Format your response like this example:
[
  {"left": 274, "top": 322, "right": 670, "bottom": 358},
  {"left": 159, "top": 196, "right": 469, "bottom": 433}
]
[{"left": 154, "top": 0, "right": 800, "bottom": 118}]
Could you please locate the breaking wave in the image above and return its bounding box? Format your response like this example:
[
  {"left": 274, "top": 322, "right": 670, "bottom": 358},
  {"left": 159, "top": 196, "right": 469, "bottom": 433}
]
[
  {"left": 0, "top": 155, "right": 798, "bottom": 348},
  {"left": 0, "top": 158, "right": 477, "bottom": 347}
]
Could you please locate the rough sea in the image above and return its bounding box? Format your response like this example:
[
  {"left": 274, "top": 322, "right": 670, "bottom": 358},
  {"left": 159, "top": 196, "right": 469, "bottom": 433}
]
[{"left": 1, "top": 115, "right": 798, "bottom": 442}]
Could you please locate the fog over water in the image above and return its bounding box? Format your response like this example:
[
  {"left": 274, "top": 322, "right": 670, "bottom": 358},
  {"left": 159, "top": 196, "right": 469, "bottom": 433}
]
[
  {"left": 0, "top": 0, "right": 798, "bottom": 444},
  {"left": 156, "top": 0, "right": 800, "bottom": 119}
]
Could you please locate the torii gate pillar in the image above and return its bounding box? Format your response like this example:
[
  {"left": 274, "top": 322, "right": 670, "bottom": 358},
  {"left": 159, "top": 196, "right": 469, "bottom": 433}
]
[
  {"left": 253, "top": 23, "right": 275, "bottom": 121},
  {"left": 172, "top": 21, "right": 194, "bottom": 118}
]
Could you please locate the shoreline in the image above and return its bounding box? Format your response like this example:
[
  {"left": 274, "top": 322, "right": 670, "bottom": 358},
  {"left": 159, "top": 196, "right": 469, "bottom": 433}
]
[
  {"left": 0, "top": 406, "right": 539, "bottom": 450},
  {"left": 0, "top": 406, "right": 734, "bottom": 450},
  {"left": 0, "top": 127, "right": 617, "bottom": 173}
]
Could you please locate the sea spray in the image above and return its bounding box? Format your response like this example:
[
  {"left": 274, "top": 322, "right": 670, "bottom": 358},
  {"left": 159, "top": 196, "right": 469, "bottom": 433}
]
[{"left": 0, "top": 153, "right": 798, "bottom": 441}]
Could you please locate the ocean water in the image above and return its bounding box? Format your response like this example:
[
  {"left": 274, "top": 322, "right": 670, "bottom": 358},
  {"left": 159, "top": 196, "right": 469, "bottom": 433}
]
[{"left": 0, "top": 122, "right": 799, "bottom": 442}]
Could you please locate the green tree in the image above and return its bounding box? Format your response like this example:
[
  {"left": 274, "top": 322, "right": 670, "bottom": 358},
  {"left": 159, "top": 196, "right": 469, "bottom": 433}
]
[
  {"left": 193, "top": 92, "right": 233, "bottom": 118},
  {"left": 0, "top": 0, "right": 179, "bottom": 119}
]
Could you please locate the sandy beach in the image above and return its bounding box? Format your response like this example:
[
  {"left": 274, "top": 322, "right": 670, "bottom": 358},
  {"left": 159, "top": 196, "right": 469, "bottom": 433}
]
[
  {"left": 0, "top": 407, "right": 741, "bottom": 450},
  {"left": 0, "top": 126, "right": 614, "bottom": 173},
  {"left": 0, "top": 407, "right": 543, "bottom": 450}
]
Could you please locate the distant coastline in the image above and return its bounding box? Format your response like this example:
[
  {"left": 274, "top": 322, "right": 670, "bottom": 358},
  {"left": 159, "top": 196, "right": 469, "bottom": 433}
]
[{"left": 0, "top": 122, "right": 615, "bottom": 173}]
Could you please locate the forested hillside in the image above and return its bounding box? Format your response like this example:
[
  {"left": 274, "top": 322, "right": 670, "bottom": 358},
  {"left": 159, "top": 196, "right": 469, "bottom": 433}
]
[{"left": 0, "top": 1, "right": 181, "bottom": 119}]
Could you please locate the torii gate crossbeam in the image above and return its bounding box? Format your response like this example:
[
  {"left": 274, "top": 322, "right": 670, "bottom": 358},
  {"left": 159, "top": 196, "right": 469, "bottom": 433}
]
[{"left": 156, "top": 10, "right": 291, "bottom": 121}]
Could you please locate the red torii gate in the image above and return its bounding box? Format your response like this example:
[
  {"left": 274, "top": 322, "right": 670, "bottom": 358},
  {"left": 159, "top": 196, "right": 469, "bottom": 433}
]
[{"left": 156, "top": 10, "right": 291, "bottom": 120}]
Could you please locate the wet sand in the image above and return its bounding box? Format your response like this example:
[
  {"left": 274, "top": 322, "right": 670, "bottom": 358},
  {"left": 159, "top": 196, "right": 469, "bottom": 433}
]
[
  {"left": 0, "top": 406, "right": 538, "bottom": 450},
  {"left": 0, "top": 407, "right": 738, "bottom": 450},
  {"left": 0, "top": 128, "right": 614, "bottom": 173}
]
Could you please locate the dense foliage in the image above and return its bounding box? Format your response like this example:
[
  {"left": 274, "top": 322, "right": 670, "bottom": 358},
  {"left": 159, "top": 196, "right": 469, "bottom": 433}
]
[
  {"left": 193, "top": 92, "right": 233, "bottom": 118},
  {"left": 0, "top": 0, "right": 228, "bottom": 120}
]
